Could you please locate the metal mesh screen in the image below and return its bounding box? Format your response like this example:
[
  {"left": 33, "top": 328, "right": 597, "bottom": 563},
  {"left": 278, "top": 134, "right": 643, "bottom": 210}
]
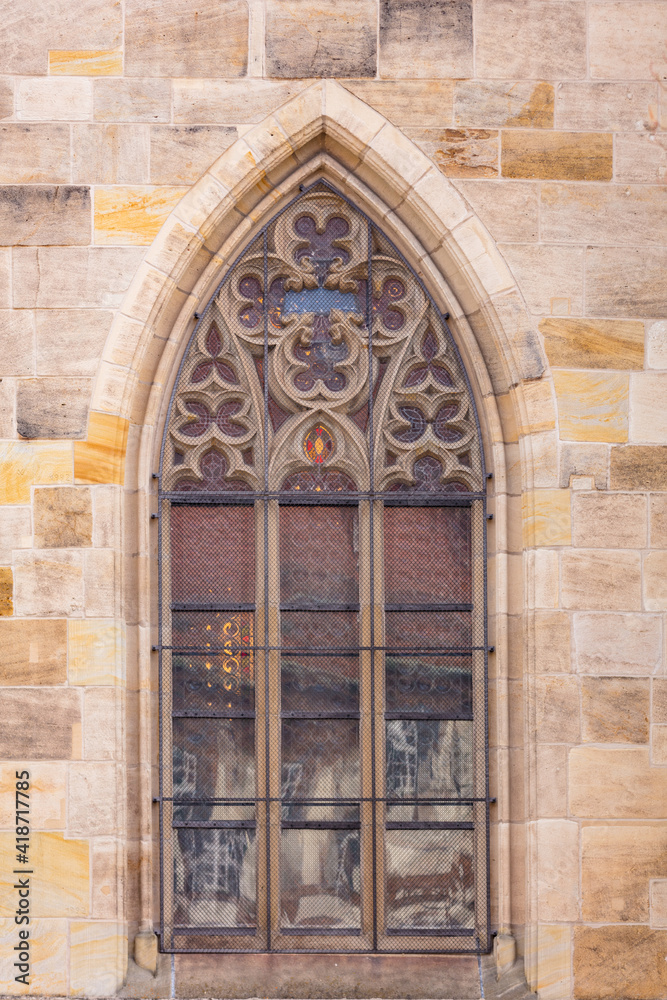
[{"left": 158, "top": 182, "right": 489, "bottom": 955}]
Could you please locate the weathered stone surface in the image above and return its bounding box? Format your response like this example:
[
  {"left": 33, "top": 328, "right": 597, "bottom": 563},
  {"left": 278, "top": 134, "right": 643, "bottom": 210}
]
[
  {"left": 16, "top": 78, "right": 92, "bottom": 122},
  {"left": 553, "top": 371, "right": 628, "bottom": 443},
  {"left": 48, "top": 48, "right": 122, "bottom": 75},
  {"left": 540, "top": 317, "right": 644, "bottom": 370},
  {"left": 501, "top": 131, "right": 612, "bottom": 181},
  {"left": 17, "top": 378, "right": 91, "bottom": 440},
  {"left": 574, "top": 925, "right": 667, "bottom": 999},
  {"left": 589, "top": 1, "right": 667, "bottom": 80},
  {"left": 654, "top": 679, "right": 667, "bottom": 723},
  {"left": 0, "top": 619, "right": 67, "bottom": 686},
  {"left": 536, "top": 744, "right": 568, "bottom": 817},
  {"left": 630, "top": 373, "right": 667, "bottom": 444},
  {"left": 582, "top": 677, "right": 649, "bottom": 744},
  {"left": 0, "top": 763, "right": 66, "bottom": 831},
  {"left": 0, "top": 186, "right": 90, "bottom": 247},
  {"left": 69, "top": 921, "right": 126, "bottom": 996},
  {"left": 266, "top": 0, "right": 376, "bottom": 78},
  {"left": 35, "top": 309, "right": 112, "bottom": 377},
  {"left": 72, "top": 124, "right": 149, "bottom": 184},
  {"left": 0, "top": 442, "right": 72, "bottom": 505},
  {"left": 500, "top": 244, "right": 584, "bottom": 315},
  {"left": 615, "top": 132, "right": 667, "bottom": 184},
  {"left": 0, "top": 309, "right": 35, "bottom": 375},
  {"left": 574, "top": 612, "right": 661, "bottom": 675},
  {"left": 83, "top": 688, "right": 120, "bottom": 761},
  {"left": 0, "top": 0, "right": 122, "bottom": 75},
  {"left": 650, "top": 495, "right": 667, "bottom": 548},
  {"left": 0, "top": 506, "right": 31, "bottom": 563},
  {"left": 650, "top": 880, "right": 667, "bottom": 927},
  {"left": 0, "top": 250, "right": 9, "bottom": 309},
  {"left": 586, "top": 247, "right": 667, "bottom": 318},
  {"left": 573, "top": 492, "right": 647, "bottom": 549},
  {"left": 0, "top": 125, "right": 70, "bottom": 184},
  {"left": 0, "top": 78, "right": 12, "bottom": 120},
  {"left": 94, "top": 185, "right": 187, "bottom": 246},
  {"left": 93, "top": 78, "right": 171, "bottom": 123},
  {"left": 13, "top": 247, "right": 145, "bottom": 308},
  {"left": 582, "top": 823, "right": 667, "bottom": 922},
  {"left": 405, "top": 127, "right": 498, "bottom": 177},
  {"left": 13, "top": 550, "right": 84, "bottom": 617},
  {"left": 488, "top": 290, "right": 546, "bottom": 380},
  {"left": 476, "top": 1, "right": 585, "bottom": 78},
  {"left": 91, "top": 840, "right": 120, "bottom": 918},
  {"left": 68, "top": 619, "right": 123, "bottom": 686},
  {"left": 68, "top": 763, "right": 119, "bottom": 836},
  {"left": 570, "top": 747, "right": 667, "bottom": 819},
  {"left": 454, "top": 180, "right": 538, "bottom": 241},
  {"left": 541, "top": 182, "right": 667, "bottom": 247},
  {"left": 522, "top": 490, "right": 571, "bottom": 547},
  {"left": 644, "top": 550, "right": 667, "bottom": 611},
  {"left": 33, "top": 487, "right": 92, "bottom": 549},
  {"left": 74, "top": 411, "right": 129, "bottom": 486},
  {"left": 150, "top": 125, "right": 237, "bottom": 184},
  {"left": 532, "top": 923, "right": 571, "bottom": 999},
  {"left": 535, "top": 677, "right": 580, "bottom": 743},
  {"left": 173, "top": 79, "right": 307, "bottom": 125},
  {"left": 454, "top": 80, "right": 553, "bottom": 128},
  {"left": 555, "top": 81, "right": 658, "bottom": 131},
  {"left": 0, "top": 568, "right": 12, "bottom": 617},
  {"left": 0, "top": 378, "right": 15, "bottom": 440},
  {"left": 0, "top": 832, "right": 88, "bottom": 919},
  {"left": 341, "top": 80, "right": 454, "bottom": 128},
  {"left": 561, "top": 550, "right": 641, "bottom": 611},
  {"left": 647, "top": 321, "right": 667, "bottom": 369},
  {"left": 0, "top": 916, "right": 67, "bottom": 992},
  {"left": 533, "top": 611, "right": 571, "bottom": 673},
  {"left": 379, "top": 0, "right": 472, "bottom": 78},
  {"left": 126, "top": 0, "right": 247, "bottom": 77},
  {"left": 537, "top": 820, "right": 579, "bottom": 920},
  {"left": 84, "top": 548, "right": 115, "bottom": 617},
  {"left": 0, "top": 689, "right": 80, "bottom": 759},
  {"left": 610, "top": 445, "right": 667, "bottom": 490}
]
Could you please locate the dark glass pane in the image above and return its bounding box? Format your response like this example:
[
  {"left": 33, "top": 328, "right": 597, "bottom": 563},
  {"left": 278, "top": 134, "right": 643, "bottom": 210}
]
[
  {"left": 385, "top": 720, "right": 473, "bottom": 799},
  {"left": 173, "top": 718, "right": 255, "bottom": 808},
  {"left": 170, "top": 504, "right": 255, "bottom": 604},
  {"left": 281, "top": 610, "right": 358, "bottom": 649},
  {"left": 386, "top": 803, "right": 472, "bottom": 824},
  {"left": 281, "top": 719, "right": 359, "bottom": 808},
  {"left": 279, "top": 505, "right": 359, "bottom": 606},
  {"left": 384, "top": 611, "right": 472, "bottom": 649},
  {"left": 281, "top": 656, "right": 359, "bottom": 713},
  {"left": 385, "top": 656, "right": 472, "bottom": 716},
  {"left": 281, "top": 829, "right": 361, "bottom": 930},
  {"left": 385, "top": 829, "right": 474, "bottom": 931},
  {"left": 172, "top": 610, "right": 254, "bottom": 651},
  {"left": 172, "top": 653, "right": 254, "bottom": 714},
  {"left": 383, "top": 506, "right": 471, "bottom": 605},
  {"left": 173, "top": 826, "right": 256, "bottom": 929}
]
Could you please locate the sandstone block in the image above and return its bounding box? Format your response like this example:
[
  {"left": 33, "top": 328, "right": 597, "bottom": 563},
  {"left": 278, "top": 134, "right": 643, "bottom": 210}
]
[
  {"left": 92, "top": 485, "right": 121, "bottom": 549},
  {"left": 126, "top": 0, "right": 247, "bottom": 77},
  {"left": 13, "top": 247, "right": 145, "bottom": 309},
  {"left": 0, "top": 763, "right": 66, "bottom": 830},
  {"left": 16, "top": 78, "right": 92, "bottom": 122},
  {"left": 70, "top": 921, "right": 126, "bottom": 996},
  {"left": 630, "top": 373, "right": 667, "bottom": 444},
  {"left": 93, "top": 78, "right": 171, "bottom": 123},
  {"left": 0, "top": 186, "right": 90, "bottom": 247},
  {"left": 0, "top": 78, "right": 12, "bottom": 120},
  {"left": 533, "top": 924, "right": 571, "bottom": 1000},
  {"left": 650, "top": 495, "right": 667, "bottom": 548},
  {"left": 533, "top": 612, "right": 571, "bottom": 674},
  {"left": 173, "top": 79, "right": 307, "bottom": 126},
  {"left": 475, "top": 1, "right": 585, "bottom": 79},
  {"left": 35, "top": 309, "right": 112, "bottom": 377},
  {"left": 615, "top": 133, "right": 667, "bottom": 184},
  {"left": 0, "top": 125, "right": 71, "bottom": 184},
  {"left": 33, "top": 487, "right": 92, "bottom": 549},
  {"left": 68, "top": 763, "right": 119, "bottom": 836},
  {"left": 555, "top": 81, "right": 658, "bottom": 131},
  {"left": 582, "top": 822, "right": 667, "bottom": 923},
  {"left": 586, "top": 247, "right": 667, "bottom": 318},
  {"left": 91, "top": 839, "right": 120, "bottom": 918},
  {"left": 0, "top": 309, "right": 35, "bottom": 375},
  {"left": 574, "top": 925, "right": 667, "bottom": 999},
  {"left": 17, "top": 378, "right": 91, "bottom": 440},
  {"left": 48, "top": 48, "right": 122, "bottom": 75},
  {"left": 342, "top": 80, "right": 454, "bottom": 128},
  {"left": 582, "top": 677, "right": 649, "bottom": 744},
  {"left": 0, "top": 250, "right": 9, "bottom": 308},
  {"left": 500, "top": 244, "right": 584, "bottom": 316},
  {"left": 454, "top": 80, "right": 553, "bottom": 128},
  {"left": 84, "top": 688, "right": 121, "bottom": 761},
  {"left": 68, "top": 619, "right": 123, "bottom": 686},
  {"left": 453, "top": 180, "right": 538, "bottom": 242},
  {"left": 0, "top": 442, "right": 72, "bottom": 505},
  {"left": 0, "top": 619, "right": 66, "bottom": 686},
  {"left": 541, "top": 182, "right": 667, "bottom": 247},
  {"left": 0, "top": 832, "right": 88, "bottom": 918},
  {"left": 536, "top": 744, "right": 568, "bottom": 817},
  {"left": 644, "top": 550, "right": 667, "bottom": 611},
  {"left": 405, "top": 127, "right": 498, "bottom": 177},
  {"left": 653, "top": 680, "right": 667, "bottom": 723},
  {"left": 589, "top": 2, "right": 667, "bottom": 80},
  {"left": 150, "top": 125, "right": 237, "bottom": 185},
  {"left": 540, "top": 317, "right": 644, "bottom": 370},
  {"left": 553, "top": 371, "right": 628, "bottom": 443},
  {"left": 561, "top": 550, "right": 641, "bottom": 611},
  {"left": 610, "top": 445, "right": 667, "bottom": 490},
  {"left": 94, "top": 185, "right": 187, "bottom": 246},
  {"left": 570, "top": 746, "right": 667, "bottom": 818},
  {"left": 573, "top": 492, "right": 647, "bottom": 549},
  {"left": 0, "top": 379, "right": 15, "bottom": 439},
  {"left": 652, "top": 725, "right": 667, "bottom": 765},
  {"left": 379, "top": 0, "right": 472, "bottom": 78},
  {"left": 0, "top": 689, "right": 80, "bottom": 759},
  {"left": 530, "top": 547, "right": 559, "bottom": 611},
  {"left": 0, "top": 507, "right": 31, "bottom": 563},
  {"left": 72, "top": 124, "right": 149, "bottom": 184},
  {"left": 574, "top": 612, "right": 661, "bottom": 675},
  {"left": 0, "top": 0, "right": 121, "bottom": 75},
  {"left": 647, "top": 321, "right": 667, "bottom": 370},
  {"left": 522, "top": 490, "right": 571, "bottom": 547},
  {"left": 650, "top": 880, "right": 667, "bottom": 927},
  {"left": 266, "top": 0, "right": 376, "bottom": 78},
  {"left": 535, "top": 676, "right": 580, "bottom": 743},
  {"left": 84, "top": 548, "right": 116, "bottom": 617},
  {"left": 13, "top": 550, "right": 84, "bottom": 617},
  {"left": 501, "top": 131, "right": 612, "bottom": 181},
  {"left": 0, "top": 916, "right": 67, "bottom": 993},
  {"left": 537, "top": 819, "right": 579, "bottom": 921},
  {"left": 74, "top": 411, "right": 129, "bottom": 486},
  {"left": 0, "top": 568, "right": 12, "bottom": 617}
]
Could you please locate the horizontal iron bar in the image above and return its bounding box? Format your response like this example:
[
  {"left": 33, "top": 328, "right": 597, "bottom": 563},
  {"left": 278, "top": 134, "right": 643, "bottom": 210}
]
[
  {"left": 161, "top": 491, "right": 486, "bottom": 504},
  {"left": 173, "top": 926, "right": 257, "bottom": 937},
  {"left": 384, "top": 604, "right": 474, "bottom": 612},
  {"left": 280, "top": 928, "right": 361, "bottom": 936},
  {"left": 281, "top": 821, "right": 360, "bottom": 830},
  {"left": 384, "top": 712, "right": 474, "bottom": 721},
  {"left": 172, "top": 820, "right": 256, "bottom": 829},
  {"left": 385, "top": 821, "right": 474, "bottom": 830},
  {"left": 280, "top": 603, "right": 360, "bottom": 612},
  {"left": 171, "top": 710, "right": 255, "bottom": 719},
  {"left": 386, "top": 927, "right": 475, "bottom": 937},
  {"left": 280, "top": 710, "right": 360, "bottom": 719},
  {"left": 171, "top": 602, "right": 255, "bottom": 612},
  {"left": 158, "top": 645, "right": 485, "bottom": 653},
  {"left": 160, "top": 796, "right": 490, "bottom": 804}
]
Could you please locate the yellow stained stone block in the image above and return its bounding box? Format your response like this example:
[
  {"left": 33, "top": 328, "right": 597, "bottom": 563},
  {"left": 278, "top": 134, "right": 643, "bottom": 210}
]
[
  {"left": 0, "top": 442, "right": 72, "bottom": 505},
  {"left": 49, "top": 49, "right": 123, "bottom": 76},
  {"left": 0, "top": 918, "right": 67, "bottom": 995},
  {"left": 540, "top": 317, "right": 645, "bottom": 370},
  {"left": 74, "top": 411, "right": 129, "bottom": 486},
  {"left": 68, "top": 619, "right": 124, "bottom": 686},
  {"left": 70, "top": 921, "right": 127, "bottom": 995},
  {"left": 534, "top": 924, "right": 571, "bottom": 1000},
  {"left": 94, "top": 185, "right": 188, "bottom": 246},
  {"left": 0, "top": 833, "right": 88, "bottom": 917},
  {"left": 0, "top": 567, "right": 12, "bottom": 617},
  {"left": 553, "top": 370, "right": 629, "bottom": 443},
  {"left": 523, "top": 490, "right": 571, "bottom": 547},
  {"left": 516, "top": 379, "right": 556, "bottom": 436},
  {"left": 0, "top": 764, "right": 66, "bottom": 830}
]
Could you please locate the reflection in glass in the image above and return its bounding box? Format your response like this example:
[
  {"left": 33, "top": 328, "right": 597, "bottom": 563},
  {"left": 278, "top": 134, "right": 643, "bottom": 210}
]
[
  {"left": 385, "top": 657, "right": 472, "bottom": 716},
  {"left": 170, "top": 504, "right": 255, "bottom": 604},
  {"left": 173, "top": 653, "right": 254, "bottom": 714},
  {"left": 281, "top": 829, "right": 361, "bottom": 930},
  {"left": 385, "top": 829, "right": 474, "bottom": 931},
  {"left": 173, "top": 828, "right": 257, "bottom": 929},
  {"left": 385, "top": 720, "right": 473, "bottom": 800},
  {"left": 383, "top": 506, "right": 471, "bottom": 606},
  {"left": 281, "top": 720, "right": 359, "bottom": 816},
  {"left": 384, "top": 610, "right": 472, "bottom": 649},
  {"left": 280, "top": 505, "right": 359, "bottom": 606},
  {"left": 281, "top": 656, "right": 359, "bottom": 713}
]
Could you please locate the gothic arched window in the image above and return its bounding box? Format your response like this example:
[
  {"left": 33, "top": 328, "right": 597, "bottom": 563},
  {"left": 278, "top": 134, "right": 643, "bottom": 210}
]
[{"left": 158, "top": 183, "right": 488, "bottom": 955}]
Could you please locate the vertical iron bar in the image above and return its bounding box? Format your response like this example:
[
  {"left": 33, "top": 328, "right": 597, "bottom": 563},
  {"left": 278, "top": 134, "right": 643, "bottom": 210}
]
[
  {"left": 366, "top": 219, "right": 378, "bottom": 951},
  {"left": 263, "top": 228, "right": 272, "bottom": 951},
  {"left": 483, "top": 492, "right": 491, "bottom": 948},
  {"left": 157, "top": 486, "right": 165, "bottom": 947}
]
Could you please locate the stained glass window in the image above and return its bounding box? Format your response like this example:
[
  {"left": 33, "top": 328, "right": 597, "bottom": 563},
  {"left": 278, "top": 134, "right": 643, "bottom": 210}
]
[{"left": 158, "top": 182, "right": 488, "bottom": 955}]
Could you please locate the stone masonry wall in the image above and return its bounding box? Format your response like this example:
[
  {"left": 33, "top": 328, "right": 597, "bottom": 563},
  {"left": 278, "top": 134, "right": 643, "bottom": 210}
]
[{"left": 0, "top": 1, "right": 666, "bottom": 997}]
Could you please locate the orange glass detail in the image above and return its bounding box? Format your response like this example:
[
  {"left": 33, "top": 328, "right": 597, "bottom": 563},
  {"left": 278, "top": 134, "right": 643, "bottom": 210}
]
[{"left": 303, "top": 424, "right": 334, "bottom": 464}]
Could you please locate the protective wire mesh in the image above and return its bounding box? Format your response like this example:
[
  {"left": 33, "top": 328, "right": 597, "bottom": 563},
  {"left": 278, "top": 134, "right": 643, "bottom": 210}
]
[{"left": 158, "top": 182, "right": 488, "bottom": 955}]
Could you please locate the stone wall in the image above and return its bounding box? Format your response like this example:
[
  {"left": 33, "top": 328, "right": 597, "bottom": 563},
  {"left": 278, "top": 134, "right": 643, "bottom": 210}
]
[{"left": 0, "top": 1, "right": 665, "bottom": 997}]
